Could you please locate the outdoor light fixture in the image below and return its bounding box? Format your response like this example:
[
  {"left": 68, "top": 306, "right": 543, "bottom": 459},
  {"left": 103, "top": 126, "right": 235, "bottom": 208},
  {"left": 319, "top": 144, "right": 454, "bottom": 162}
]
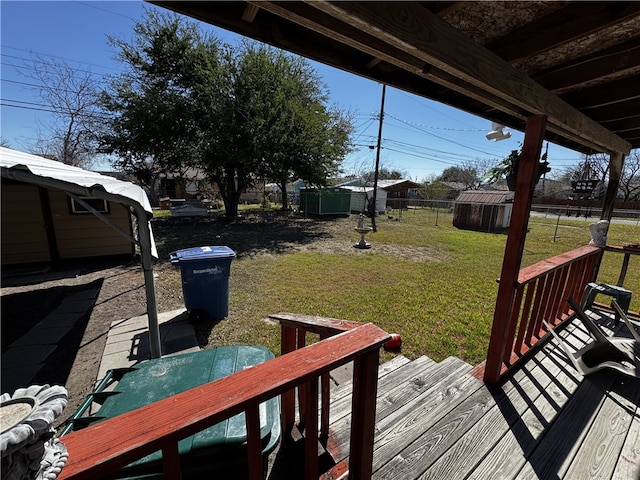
[{"left": 486, "top": 122, "right": 511, "bottom": 141}]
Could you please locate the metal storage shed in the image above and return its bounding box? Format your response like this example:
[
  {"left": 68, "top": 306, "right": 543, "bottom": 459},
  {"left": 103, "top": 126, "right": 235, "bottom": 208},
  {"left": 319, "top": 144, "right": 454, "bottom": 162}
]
[
  {"left": 299, "top": 187, "right": 351, "bottom": 215},
  {"left": 339, "top": 185, "right": 387, "bottom": 215},
  {"left": 453, "top": 190, "right": 514, "bottom": 233}
]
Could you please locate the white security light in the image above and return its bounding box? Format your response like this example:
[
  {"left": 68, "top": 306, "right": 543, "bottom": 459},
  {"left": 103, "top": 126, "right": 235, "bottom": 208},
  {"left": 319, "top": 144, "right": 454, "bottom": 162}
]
[{"left": 486, "top": 122, "right": 511, "bottom": 141}]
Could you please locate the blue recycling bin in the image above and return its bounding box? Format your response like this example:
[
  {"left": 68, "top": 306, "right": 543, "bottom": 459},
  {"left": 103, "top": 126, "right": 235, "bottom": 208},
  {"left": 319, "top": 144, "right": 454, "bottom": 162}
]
[{"left": 169, "top": 246, "right": 236, "bottom": 320}]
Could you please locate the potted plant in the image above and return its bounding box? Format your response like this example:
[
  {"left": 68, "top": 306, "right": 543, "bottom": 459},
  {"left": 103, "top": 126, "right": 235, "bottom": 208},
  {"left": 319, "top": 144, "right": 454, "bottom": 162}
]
[{"left": 484, "top": 149, "right": 550, "bottom": 191}]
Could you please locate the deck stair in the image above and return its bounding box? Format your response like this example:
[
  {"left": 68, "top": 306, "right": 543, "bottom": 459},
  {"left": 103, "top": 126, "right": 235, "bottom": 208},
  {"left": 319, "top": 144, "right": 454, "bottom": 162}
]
[{"left": 272, "top": 316, "right": 640, "bottom": 480}]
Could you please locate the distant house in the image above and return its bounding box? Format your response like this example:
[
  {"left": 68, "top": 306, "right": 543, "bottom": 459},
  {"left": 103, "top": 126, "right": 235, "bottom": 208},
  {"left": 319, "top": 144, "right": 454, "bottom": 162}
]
[
  {"left": 453, "top": 190, "right": 514, "bottom": 233},
  {"left": 240, "top": 179, "right": 308, "bottom": 205},
  {"left": 240, "top": 181, "right": 273, "bottom": 204},
  {"left": 438, "top": 181, "right": 468, "bottom": 200},
  {"left": 377, "top": 179, "right": 421, "bottom": 209},
  {"left": 153, "top": 168, "right": 216, "bottom": 201},
  {"left": 336, "top": 178, "right": 420, "bottom": 211}
]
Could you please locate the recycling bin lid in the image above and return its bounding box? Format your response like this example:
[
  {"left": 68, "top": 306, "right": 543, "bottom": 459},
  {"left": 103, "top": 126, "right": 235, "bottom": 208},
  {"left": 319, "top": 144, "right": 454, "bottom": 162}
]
[{"left": 169, "top": 246, "right": 236, "bottom": 263}]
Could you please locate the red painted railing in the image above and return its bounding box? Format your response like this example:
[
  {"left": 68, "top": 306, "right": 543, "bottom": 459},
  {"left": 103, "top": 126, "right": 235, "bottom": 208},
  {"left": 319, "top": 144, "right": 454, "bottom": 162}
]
[
  {"left": 270, "top": 313, "right": 371, "bottom": 479},
  {"left": 58, "top": 318, "right": 389, "bottom": 480},
  {"left": 481, "top": 245, "right": 602, "bottom": 382}
]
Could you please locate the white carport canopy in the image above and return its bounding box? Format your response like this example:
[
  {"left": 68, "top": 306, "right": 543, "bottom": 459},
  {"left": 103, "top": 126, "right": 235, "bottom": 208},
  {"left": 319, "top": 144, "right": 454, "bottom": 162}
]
[{"left": 0, "top": 147, "right": 163, "bottom": 358}]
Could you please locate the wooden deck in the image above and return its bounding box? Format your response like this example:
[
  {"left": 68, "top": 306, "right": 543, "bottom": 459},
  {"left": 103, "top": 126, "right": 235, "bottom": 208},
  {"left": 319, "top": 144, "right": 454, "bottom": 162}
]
[{"left": 268, "top": 311, "right": 640, "bottom": 479}]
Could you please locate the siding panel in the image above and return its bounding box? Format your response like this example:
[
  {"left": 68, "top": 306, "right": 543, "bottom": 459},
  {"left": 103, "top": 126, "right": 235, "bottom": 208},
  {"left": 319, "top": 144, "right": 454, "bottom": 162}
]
[
  {"left": 1, "top": 183, "right": 51, "bottom": 264},
  {"left": 48, "top": 190, "right": 133, "bottom": 259}
]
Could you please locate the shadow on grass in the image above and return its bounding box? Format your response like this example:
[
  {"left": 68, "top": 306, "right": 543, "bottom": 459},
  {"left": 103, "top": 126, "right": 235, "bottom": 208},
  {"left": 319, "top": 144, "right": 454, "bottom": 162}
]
[{"left": 152, "top": 212, "right": 348, "bottom": 260}]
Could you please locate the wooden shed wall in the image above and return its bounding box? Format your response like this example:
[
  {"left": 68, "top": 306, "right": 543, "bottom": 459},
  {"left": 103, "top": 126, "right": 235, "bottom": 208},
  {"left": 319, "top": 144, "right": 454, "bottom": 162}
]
[
  {"left": 1, "top": 182, "right": 134, "bottom": 265},
  {"left": 1, "top": 183, "right": 51, "bottom": 264},
  {"left": 48, "top": 190, "right": 133, "bottom": 259},
  {"left": 453, "top": 203, "right": 511, "bottom": 233}
]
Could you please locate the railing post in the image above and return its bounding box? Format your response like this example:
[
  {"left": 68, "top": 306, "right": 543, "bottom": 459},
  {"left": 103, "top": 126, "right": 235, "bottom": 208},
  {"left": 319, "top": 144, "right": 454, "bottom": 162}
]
[
  {"left": 348, "top": 349, "right": 380, "bottom": 480},
  {"left": 297, "top": 330, "right": 308, "bottom": 427},
  {"left": 281, "top": 324, "right": 296, "bottom": 429},
  {"left": 304, "top": 378, "right": 319, "bottom": 480},
  {"left": 320, "top": 332, "right": 331, "bottom": 442},
  {"left": 246, "top": 404, "right": 264, "bottom": 480},
  {"left": 161, "top": 442, "right": 182, "bottom": 479},
  {"left": 485, "top": 115, "right": 547, "bottom": 384}
]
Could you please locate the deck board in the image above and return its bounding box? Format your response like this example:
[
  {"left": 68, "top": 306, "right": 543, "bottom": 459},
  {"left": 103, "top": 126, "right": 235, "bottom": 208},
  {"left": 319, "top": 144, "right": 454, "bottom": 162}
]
[
  {"left": 371, "top": 367, "right": 482, "bottom": 473},
  {"left": 419, "top": 341, "right": 581, "bottom": 480},
  {"left": 329, "top": 355, "right": 437, "bottom": 422},
  {"left": 373, "top": 375, "right": 500, "bottom": 479},
  {"left": 271, "top": 311, "right": 640, "bottom": 480},
  {"left": 564, "top": 374, "right": 640, "bottom": 479},
  {"left": 515, "top": 372, "right": 615, "bottom": 479},
  {"left": 469, "top": 345, "right": 583, "bottom": 480},
  {"left": 612, "top": 413, "right": 640, "bottom": 479},
  {"left": 329, "top": 357, "right": 473, "bottom": 463}
]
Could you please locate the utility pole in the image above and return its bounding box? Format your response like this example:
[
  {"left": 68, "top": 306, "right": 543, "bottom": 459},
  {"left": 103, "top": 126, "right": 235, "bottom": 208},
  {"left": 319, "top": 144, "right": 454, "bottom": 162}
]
[{"left": 371, "top": 83, "right": 386, "bottom": 232}]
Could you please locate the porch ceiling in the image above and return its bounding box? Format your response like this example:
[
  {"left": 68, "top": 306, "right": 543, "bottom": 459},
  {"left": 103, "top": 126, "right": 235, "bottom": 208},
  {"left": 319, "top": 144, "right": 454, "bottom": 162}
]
[{"left": 151, "top": 1, "right": 639, "bottom": 156}]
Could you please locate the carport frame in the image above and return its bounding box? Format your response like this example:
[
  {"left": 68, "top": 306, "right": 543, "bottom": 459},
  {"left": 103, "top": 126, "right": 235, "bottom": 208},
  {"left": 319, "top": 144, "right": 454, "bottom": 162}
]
[{"left": 1, "top": 148, "right": 162, "bottom": 358}]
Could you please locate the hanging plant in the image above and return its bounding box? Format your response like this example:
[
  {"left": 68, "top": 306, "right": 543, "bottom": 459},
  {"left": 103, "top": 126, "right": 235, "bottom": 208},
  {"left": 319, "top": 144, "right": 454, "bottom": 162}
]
[{"left": 484, "top": 149, "right": 551, "bottom": 190}]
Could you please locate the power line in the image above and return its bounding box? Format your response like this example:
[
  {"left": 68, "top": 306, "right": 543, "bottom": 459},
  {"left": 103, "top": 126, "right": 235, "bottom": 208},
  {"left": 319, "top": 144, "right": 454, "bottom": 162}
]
[
  {"left": 385, "top": 113, "right": 484, "bottom": 132},
  {"left": 2, "top": 54, "right": 105, "bottom": 76},
  {"left": 73, "top": 0, "right": 139, "bottom": 21},
  {"left": 381, "top": 147, "right": 460, "bottom": 166},
  {"left": 385, "top": 113, "right": 501, "bottom": 157},
  {"left": 1, "top": 101, "right": 112, "bottom": 121}
]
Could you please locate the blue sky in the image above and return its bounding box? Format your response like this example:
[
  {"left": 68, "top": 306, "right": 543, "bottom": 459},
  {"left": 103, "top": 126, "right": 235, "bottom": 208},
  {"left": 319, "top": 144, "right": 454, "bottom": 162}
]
[{"left": 1, "top": 1, "right": 586, "bottom": 181}]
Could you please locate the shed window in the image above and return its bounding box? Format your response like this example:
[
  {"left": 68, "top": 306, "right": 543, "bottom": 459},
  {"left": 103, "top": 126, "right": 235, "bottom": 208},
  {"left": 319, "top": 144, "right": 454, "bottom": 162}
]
[{"left": 70, "top": 197, "right": 109, "bottom": 214}]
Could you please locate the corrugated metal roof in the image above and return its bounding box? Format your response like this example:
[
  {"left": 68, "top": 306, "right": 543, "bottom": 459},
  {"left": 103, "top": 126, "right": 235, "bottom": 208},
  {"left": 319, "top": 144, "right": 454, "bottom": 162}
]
[{"left": 455, "top": 190, "right": 514, "bottom": 204}]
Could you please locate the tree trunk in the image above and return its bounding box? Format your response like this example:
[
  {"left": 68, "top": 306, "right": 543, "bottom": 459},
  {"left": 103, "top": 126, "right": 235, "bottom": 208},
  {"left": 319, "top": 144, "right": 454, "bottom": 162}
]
[
  {"left": 279, "top": 177, "right": 289, "bottom": 210},
  {"left": 217, "top": 170, "right": 242, "bottom": 219}
]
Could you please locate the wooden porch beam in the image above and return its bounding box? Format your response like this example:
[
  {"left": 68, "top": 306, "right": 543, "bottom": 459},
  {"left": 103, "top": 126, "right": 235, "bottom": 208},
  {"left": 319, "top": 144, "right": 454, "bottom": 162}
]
[
  {"left": 536, "top": 39, "right": 640, "bottom": 94},
  {"left": 484, "top": 115, "right": 547, "bottom": 385},
  {"left": 489, "top": 3, "right": 640, "bottom": 63},
  {"left": 601, "top": 152, "right": 625, "bottom": 222},
  {"left": 301, "top": 1, "right": 630, "bottom": 154}
]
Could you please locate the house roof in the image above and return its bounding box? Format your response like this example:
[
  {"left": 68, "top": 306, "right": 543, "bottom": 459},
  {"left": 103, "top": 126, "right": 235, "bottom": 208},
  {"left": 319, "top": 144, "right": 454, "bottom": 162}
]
[
  {"left": 456, "top": 190, "right": 514, "bottom": 204},
  {"left": 339, "top": 185, "right": 385, "bottom": 194},
  {"left": 152, "top": 1, "right": 638, "bottom": 155},
  {"left": 336, "top": 178, "right": 419, "bottom": 189},
  {"left": 376, "top": 179, "right": 421, "bottom": 190}
]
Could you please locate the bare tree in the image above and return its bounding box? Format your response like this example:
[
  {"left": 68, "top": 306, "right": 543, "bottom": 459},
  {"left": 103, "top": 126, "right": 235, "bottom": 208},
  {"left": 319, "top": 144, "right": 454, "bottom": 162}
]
[
  {"left": 618, "top": 150, "right": 640, "bottom": 201},
  {"left": 21, "top": 55, "right": 103, "bottom": 168},
  {"left": 564, "top": 151, "right": 640, "bottom": 201}
]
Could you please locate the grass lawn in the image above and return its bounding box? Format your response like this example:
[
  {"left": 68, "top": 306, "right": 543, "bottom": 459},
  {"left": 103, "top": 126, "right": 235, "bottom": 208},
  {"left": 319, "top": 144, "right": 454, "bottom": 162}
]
[{"left": 152, "top": 206, "right": 639, "bottom": 367}]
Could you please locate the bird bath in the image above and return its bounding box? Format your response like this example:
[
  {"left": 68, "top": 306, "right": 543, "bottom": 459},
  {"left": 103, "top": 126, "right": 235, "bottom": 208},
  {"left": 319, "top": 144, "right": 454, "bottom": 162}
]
[{"left": 353, "top": 214, "right": 373, "bottom": 249}]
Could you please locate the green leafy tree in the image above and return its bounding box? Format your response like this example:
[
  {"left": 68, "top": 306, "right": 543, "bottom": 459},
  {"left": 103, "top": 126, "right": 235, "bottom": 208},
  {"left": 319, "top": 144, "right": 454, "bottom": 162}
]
[
  {"left": 360, "top": 167, "right": 405, "bottom": 183},
  {"left": 223, "top": 43, "right": 353, "bottom": 211},
  {"left": 438, "top": 165, "right": 481, "bottom": 190},
  {"left": 101, "top": 11, "right": 353, "bottom": 217},
  {"left": 100, "top": 11, "right": 206, "bottom": 188}
]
